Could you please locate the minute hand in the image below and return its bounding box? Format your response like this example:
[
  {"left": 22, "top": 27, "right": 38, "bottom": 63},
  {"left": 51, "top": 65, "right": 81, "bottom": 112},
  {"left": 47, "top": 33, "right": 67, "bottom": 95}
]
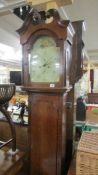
[{"left": 42, "top": 60, "right": 53, "bottom": 67}]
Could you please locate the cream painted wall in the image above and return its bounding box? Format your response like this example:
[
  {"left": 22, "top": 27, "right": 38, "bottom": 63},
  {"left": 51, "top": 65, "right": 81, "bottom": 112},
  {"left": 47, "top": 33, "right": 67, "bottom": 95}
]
[{"left": 63, "top": 0, "right": 98, "bottom": 52}]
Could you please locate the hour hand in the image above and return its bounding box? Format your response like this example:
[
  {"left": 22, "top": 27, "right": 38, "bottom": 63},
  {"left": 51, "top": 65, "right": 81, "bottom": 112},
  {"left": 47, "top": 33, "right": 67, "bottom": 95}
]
[{"left": 43, "top": 63, "right": 47, "bottom": 67}]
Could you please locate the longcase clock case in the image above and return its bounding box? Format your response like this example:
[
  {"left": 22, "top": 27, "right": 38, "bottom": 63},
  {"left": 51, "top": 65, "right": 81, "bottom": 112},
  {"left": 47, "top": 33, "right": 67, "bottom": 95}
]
[{"left": 17, "top": 9, "right": 74, "bottom": 175}]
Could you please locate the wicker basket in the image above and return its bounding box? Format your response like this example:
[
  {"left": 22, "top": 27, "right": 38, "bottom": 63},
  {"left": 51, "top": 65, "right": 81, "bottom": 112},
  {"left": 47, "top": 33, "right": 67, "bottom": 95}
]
[
  {"left": 0, "top": 84, "right": 15, "bottom": 106},
  {"left": 76, "top": 131, "right": 98, "bottom": 175}
]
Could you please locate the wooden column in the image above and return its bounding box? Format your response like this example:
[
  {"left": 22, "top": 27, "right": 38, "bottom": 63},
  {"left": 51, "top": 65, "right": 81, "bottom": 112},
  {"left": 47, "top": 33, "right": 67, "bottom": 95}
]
[
  {"left": 90, "top": 69, "right": 94, "bottom": 93},
  {"left": 87, "top": 63, "right": 91, "bottom": 93}
]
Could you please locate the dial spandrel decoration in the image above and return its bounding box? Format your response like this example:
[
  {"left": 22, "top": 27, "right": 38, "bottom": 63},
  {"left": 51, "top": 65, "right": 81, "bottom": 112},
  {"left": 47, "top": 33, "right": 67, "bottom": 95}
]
[{"left": 29, "top": 36, "right": 60, "bottom": 83}]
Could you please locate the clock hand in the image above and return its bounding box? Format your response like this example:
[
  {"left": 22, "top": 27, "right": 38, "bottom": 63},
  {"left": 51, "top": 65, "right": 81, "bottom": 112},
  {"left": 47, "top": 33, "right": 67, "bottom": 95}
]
[
  {"left": 38, "top": 63, "right": 48, "bottom": 68},
  {"left": 43, "top": 63, "right": 47, "bottom": 67},
  {"left": 42, "top": 60, "right": 54, "bottom": 67}
]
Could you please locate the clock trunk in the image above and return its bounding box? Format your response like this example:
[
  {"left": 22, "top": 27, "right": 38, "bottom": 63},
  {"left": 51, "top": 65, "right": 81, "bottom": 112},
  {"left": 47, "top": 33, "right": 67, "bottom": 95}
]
[{"left": 28, "top": 92, "right": 67, "bottom": 175}]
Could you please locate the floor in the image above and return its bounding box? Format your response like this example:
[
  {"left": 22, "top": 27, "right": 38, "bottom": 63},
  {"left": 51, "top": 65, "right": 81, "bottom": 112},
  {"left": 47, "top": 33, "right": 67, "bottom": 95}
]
[{"left": 19, "top": 166, "right": 29, "bottom": 175}]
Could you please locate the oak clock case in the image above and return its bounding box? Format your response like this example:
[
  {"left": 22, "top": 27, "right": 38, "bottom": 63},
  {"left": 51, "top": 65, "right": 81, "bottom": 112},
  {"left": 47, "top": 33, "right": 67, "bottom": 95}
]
[{"left": 17, "top": 9, "right": 74, "bottom": 175}]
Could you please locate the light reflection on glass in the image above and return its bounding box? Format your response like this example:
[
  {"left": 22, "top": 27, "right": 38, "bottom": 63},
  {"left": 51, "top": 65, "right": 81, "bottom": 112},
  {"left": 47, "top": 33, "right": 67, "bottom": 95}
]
[
  {"left": 55, "top": 63, "right": 60, "bottom": 68},
  {"left": 31, "top": 60, "right": 38, "bottom": 65},
  {"left": 32, "top": 55, "right": 38, "bottom": 59}
]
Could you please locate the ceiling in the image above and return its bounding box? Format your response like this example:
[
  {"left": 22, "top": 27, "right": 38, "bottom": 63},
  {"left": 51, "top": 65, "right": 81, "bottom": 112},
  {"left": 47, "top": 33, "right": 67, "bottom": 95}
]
[{"left": 0, "top": 0, "right": 98, "bottom": 67}]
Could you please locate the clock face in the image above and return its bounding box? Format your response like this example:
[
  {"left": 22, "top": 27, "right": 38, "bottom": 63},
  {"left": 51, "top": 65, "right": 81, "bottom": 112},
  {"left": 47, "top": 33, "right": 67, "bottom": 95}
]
[{"left": 29, "top": 36, "right": 60, "bottom": 83}]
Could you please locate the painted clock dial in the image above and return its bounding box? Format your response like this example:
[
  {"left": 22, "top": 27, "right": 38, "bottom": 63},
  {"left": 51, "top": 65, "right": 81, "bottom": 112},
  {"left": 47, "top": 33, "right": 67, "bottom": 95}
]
[{"left": 29, "top": 36, "right": 60, "bottom": 83}]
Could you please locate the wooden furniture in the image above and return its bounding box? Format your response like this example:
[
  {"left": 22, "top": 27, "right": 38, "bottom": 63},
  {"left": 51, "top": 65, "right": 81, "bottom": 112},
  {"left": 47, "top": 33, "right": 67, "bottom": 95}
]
[
  {"left": 0, "top": 120, "right": 28, "bottom": 151},
  {"left": 70, "top": 20, "right": 85, "bottom": 84},
  {"left": 65, "top": 87, "right": 75, "bottom": 173},
  {"left": 67, "top": 155, "right": 76, "bottom": 175},
  {"left": 17, "top": 9, "right": 74, "bottom": 88},
  {"left": 66, "top": 21, "right": 85, "bottom": 170},
  {"left": 90, "top": 69, "right": 94, "bottom": 93},
  {"left": 0, "top": 84, "right": 16, "bottom": 151},
  {"left": 17, "top": 8, "right": 75, "bottom": 175},
  {"left": 0, "top": 147, "right": 24, "bottom": 175},
  {"left": 66, "top": 21, "right": 85, "bottom": 171},
  {"left": 0, "top": 84, "right": 26, "bottom": 175}
]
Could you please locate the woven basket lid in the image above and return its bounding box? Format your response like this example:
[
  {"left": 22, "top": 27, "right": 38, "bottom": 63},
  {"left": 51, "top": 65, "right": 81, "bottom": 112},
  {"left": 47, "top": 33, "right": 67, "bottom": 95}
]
[{"left": 77, "top": 131, "right": 98, "bottom": 154}]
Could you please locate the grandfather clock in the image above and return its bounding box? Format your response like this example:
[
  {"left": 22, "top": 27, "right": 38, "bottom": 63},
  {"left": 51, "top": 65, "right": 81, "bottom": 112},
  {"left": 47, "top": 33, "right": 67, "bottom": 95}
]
[
  {"left": 17, "top": 9, "right": 74, "bottom": 175},
  {"left": 70, "top": 20, "right": 85, "bottom": 84},
  {"left": 66, "top": 21, "right": 85, "bottom": 161}
]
